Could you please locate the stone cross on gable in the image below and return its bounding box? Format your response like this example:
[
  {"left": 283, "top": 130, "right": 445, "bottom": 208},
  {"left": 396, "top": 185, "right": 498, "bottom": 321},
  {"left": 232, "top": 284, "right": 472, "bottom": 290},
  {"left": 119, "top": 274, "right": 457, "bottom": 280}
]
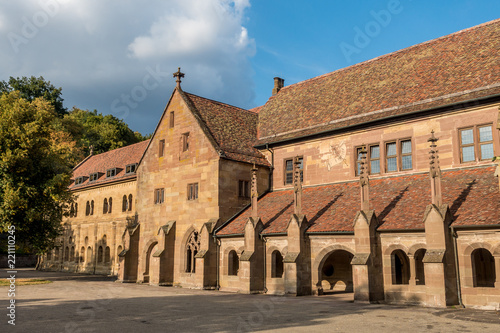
[
  {"left": 428, "top": 130, "right": 443, "bottom": 206},
  {"left": 358, "top": 145, "right": 370, "bottom": 211},
  {"left": 293, "top": 156, "right": 302, "bottom": 215},
  {"left": 173, "top": 67, "right": 185, "bottom": 88}
]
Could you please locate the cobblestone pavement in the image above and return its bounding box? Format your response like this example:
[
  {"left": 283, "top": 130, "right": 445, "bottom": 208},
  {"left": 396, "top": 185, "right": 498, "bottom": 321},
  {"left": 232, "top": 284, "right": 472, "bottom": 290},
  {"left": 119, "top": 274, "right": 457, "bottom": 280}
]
[{"left": 1, "top": 269, "right": 500, "bottom": 333}]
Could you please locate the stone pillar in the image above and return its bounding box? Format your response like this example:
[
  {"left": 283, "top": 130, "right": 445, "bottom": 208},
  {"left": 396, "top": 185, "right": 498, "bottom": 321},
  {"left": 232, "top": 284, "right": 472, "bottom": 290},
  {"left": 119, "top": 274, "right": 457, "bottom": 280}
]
[
  {"left": 240, "top": 217, "right": 264, "bottom": 293},
  {"left": 409, "top": 256, "right": 416, "bottom": 286},
  {"left": 495, "top": 256, "right": 500, "bottom": 288}
]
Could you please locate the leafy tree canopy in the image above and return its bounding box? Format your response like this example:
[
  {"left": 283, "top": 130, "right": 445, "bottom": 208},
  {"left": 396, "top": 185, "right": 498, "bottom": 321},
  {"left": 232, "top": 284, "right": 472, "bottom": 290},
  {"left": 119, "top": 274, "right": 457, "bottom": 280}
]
[
  {"left": 61, "top": 108, "right": 149, "bottom": 156},
  {"left": 0, "top": 76, "right": 67, "bottom": 117},
  {"left": 0, "top": 91, "right": 82, "bottom": 254}
]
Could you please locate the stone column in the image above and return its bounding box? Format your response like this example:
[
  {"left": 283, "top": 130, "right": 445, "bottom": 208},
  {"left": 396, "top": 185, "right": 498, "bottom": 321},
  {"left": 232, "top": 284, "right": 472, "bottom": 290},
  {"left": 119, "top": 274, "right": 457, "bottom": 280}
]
[
  {"left": 409, "top": 256, "right": 416, "bottom": 285},
  {"left": 495, "top": 256, "right": 500, "bottom": 288}
]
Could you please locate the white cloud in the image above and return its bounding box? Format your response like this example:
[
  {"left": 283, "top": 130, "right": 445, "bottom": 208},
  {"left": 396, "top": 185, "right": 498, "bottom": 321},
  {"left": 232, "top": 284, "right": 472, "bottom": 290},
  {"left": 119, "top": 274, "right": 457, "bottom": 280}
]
[{"left": 0, "top": 0, "right": 256, "bottom": 134}]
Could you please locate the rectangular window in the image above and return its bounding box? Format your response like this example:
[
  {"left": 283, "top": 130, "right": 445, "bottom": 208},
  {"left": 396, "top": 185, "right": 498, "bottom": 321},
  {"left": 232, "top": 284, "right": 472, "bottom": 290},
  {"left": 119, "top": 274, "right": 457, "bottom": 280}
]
[
  {"left": 238, "top": 180, "right": 250, "bottom": 198},
  {"left": 284, "top": 157, "right": 303, "bottom": 185},
  {"left": 385, "top": 139, "right": 412, "bottom": 172},
  {"left": 187, "top": 183, "right": 198, "bottom": 200},
  {"left": 460, "top": 125, "right": 494, "bottom": 162},
  {"left": 154, "top": 188, "right": 164, "bottom": 204},
  {"left": 125, "top": 163, "right": 137, "bottom": 174},
  {"left": 75, "top": 177, "right": 84, "bottom": 185},
  {"left": 89, "top": 173, "right": 99, "bottom": 182},
  {"left": 106, "top": 168, "right": 116, "bottom": 178},
  {"left": 169, "top": 111, "right": 175, "bottom": 128},
  {"left": 159, "top": 139, "right": 165, "bottom": 157},
  {"left": 355, "top": 145, "right": 380, "bottom": 175},
  {"left": 182, "top": 133, "right": 190, "bottom": 152}
]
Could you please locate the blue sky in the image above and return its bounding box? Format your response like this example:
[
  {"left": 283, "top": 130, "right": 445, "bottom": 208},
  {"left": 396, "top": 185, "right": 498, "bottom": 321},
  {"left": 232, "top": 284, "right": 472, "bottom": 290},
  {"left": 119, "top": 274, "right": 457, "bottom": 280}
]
[{"left": 0, "top": 1, "right": 499, "bottom": 135}]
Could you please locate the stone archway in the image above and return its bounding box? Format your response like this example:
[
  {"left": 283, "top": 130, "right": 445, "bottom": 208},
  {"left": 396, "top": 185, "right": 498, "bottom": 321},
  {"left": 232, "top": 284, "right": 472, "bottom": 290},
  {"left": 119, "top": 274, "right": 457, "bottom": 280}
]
[
  {"left": 143, "top": 241, "right": 158, "bottom": 284},
  {"left": 318, "top": 249, "right": 354, "bottom": 294}
]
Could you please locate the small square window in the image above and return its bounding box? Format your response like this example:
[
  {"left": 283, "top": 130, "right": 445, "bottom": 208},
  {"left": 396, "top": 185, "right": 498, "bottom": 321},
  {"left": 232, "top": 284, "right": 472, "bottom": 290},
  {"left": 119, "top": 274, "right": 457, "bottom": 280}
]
[
  {"left": 187, "top": 183, "right": 198, "bottom": 200},
  {"left": 106, "top": 168, "right": 116, "bottom": 178},
  {"left": 385, "top": 139, "right": 412, "bottom": 172},
  {"left": 89, "top": 173, "right": 99, "bottom": 182},
  {"left": 284, "top": 157, "right": 303, "bottom": 185},
  {"left": 238, "top": 180, "right": 250, "bottom": 198},
  {"left": 154, "top": 188, "right": 164, "bottom": 204},
  {"left": 125, "top": 163, "right": 137, "bottom": 174}
]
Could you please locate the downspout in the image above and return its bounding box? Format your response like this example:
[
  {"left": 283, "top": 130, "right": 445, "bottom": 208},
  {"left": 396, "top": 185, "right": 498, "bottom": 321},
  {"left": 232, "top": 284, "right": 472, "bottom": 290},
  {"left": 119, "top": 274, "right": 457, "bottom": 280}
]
[
  {"left": 261, "top": 234, "right": 268, "bottom": 293},
  {"left": 266, "top": 143, "right": 274, "bottom": 190},
  {"left": 215, "top": 236, "right": 221, "bottom": 290},
  {"left": 450, "top": 226, "right": 464, "bottom": 307}
]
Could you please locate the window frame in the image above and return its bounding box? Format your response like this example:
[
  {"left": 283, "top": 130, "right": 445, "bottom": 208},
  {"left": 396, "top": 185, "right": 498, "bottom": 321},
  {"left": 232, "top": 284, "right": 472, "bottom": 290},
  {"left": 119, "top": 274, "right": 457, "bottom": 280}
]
[
  {"left": 238, "top": 180, "right": 250, "bottom": 198},
  {"left": 355, "top": 144, "right": 381, "bottom": 176},
  {"left": 169, "top": 111, "right": 175, "bottom": 128},
  {"left": 154, "top": 188, "right": 164, "bottom": 204},
  {"left": 74, "top": 177, "right": 84, "bottom": 185},
  {"left": 187, "top": 183, "right": 198, "bottom": 201},
  {"left": 106, "top": 168, "right": 116, "bottom": 178},
  {"left": 125, "top": 163, "right": 137, "bottom": 174},
  {"left": 159, "top": 139, "right": 165, "bottom": 157},
  {"left": 458, "top": 124, "right": 495, "bottom": 163},
  {"left": 182, "top": 132, "right": 190, "bottom": 152},
  {"left": 284, "top": 156, "right": 303, "bottom": 185},
  {"left": 384, "top": 138, "right": 413, "bottom": 173},
  {"left": 89, "top": 173, "right": 99, "bottom": 182}
]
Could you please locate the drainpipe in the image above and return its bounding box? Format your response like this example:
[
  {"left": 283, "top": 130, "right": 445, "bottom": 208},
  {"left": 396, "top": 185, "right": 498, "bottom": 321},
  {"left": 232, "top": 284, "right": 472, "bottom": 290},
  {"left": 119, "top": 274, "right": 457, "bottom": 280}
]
[
  {"left": 261, "top": 234, "right": 268, "bottom": 293},
  {"left": 450, "top": 226, "right": 464, "bottom": 307},
  {"left": 266, "top": 143, "right": 274, "bottom": 190},
  {"left": 215, "top": 237, "right": 221, "bottom": 290}
]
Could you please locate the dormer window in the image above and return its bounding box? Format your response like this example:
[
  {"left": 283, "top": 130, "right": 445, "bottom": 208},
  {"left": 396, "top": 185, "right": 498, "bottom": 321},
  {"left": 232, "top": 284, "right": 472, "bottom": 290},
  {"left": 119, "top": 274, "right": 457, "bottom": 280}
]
[
  {"left": 106, "top": 168, "right": 116, "bottom": 178},
  {"left": 74, "top": 177, "right": 84, "bottom": 185},
  {"left": 125, "top": 163, "right": 137, "bottom": 174},
  {"left": 89, "top": 173, "right": 99, "bottom": 182}
]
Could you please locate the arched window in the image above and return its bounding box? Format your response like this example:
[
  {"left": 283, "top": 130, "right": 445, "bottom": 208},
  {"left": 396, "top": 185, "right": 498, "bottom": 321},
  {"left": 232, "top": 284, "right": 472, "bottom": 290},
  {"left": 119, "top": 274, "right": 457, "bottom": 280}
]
[
  {"left": 103, "top": 198, "right": 108, "bottom": 214},
  {"left": 70, "top": 246, "right": 75, "bottom": 262},
  {"left": 55, "top": 248, "right": 60, "bottom": 261},
  {"left": 90, "top": 200, "right": 94, "bottom": 215},
  {"left": 64, "top": 246, "right": 69, "bottom": 262},
  {"left": 87, "top": 247, "right": 92, "bottom": 263},
  {"left": 122, "top": 195, "right": 128, "bottom": 212},
  {"left": 98, "top": 246, "right": 103, "bottom": 263},
  {"left": 472, "top": 248, "right": 496, "bottom": 287},
  {"left": 105, "top": 246, "right": 111, "bottom": 263},
  {"left": 414, "top": 249, "right": 426, "bottom": 285},
  {"left": 117, "top": 245, "right": 123, "bottom": 256},
  {"left": 70, "top": 203, "right": 75, "bottom": 217},
  {"left": 272, "top": 250, "right": 284, "bottom": 278},
  {"left": 228, "top": 250, "right": 239, "bottom": 276},
  {"left": 86, "top": 201, "right": 90, "bottom": 216},
  {"left": 80, "top": 246, "right": 85, "bottom": 262},
  {"left": 185, "top": 231, "right": 200, "bottom": 273},
  {"left": 108, "top": 197, "right": 112, "bottom": 213},
  {"left": 47, "top": 250, "right": 52, "bottom": 261},
  {"left": 128, "top": 194, "right": 133, "bottom": 211},
  {"left": 74, "top": 203, "right": 78, "bottom": 217},
  {"left": 391, "top": 250, "right": 410, "bottom": 285}
]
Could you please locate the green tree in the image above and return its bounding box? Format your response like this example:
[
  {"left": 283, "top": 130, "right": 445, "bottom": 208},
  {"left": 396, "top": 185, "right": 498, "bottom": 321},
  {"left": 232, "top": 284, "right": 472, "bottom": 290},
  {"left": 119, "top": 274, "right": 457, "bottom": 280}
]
[
  {"left": 61, "top": 108, "right": 149, "bottom": 155},
  {"left": 0, "top": 76, "right": 67, "bottom": 117},
  {"left": 0, "top": 91, "right": 81, "bottom": 255}
]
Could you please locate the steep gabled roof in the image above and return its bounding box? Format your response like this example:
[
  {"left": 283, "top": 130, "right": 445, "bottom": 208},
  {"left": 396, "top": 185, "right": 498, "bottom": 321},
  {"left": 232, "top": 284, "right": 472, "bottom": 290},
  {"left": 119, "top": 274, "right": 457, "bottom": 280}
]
[
  {"left": 257, "top": 19, "right": 500, "bottom": 146},
  {"left": 178, "top": 90, "right": 269, "bottom": 166},
  {"left": 216, "top": 166, "right": 499, "bottom": 236},
  {"left": 70, "top": 140, "right": 150, "bottom": 190}
]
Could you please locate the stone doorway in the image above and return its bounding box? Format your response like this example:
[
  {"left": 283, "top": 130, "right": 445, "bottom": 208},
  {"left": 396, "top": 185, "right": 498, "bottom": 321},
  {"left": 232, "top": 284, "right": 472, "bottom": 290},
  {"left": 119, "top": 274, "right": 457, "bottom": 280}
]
[{"left": 143, "top": 242, "right": 158, "bottom": 284}]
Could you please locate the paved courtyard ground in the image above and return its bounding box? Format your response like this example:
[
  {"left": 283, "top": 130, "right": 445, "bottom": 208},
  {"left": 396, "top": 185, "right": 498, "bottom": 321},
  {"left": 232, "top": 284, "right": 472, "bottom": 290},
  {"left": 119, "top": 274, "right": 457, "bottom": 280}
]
[{"left": 1, "top": 268, "right": 500, "bottom": 332}]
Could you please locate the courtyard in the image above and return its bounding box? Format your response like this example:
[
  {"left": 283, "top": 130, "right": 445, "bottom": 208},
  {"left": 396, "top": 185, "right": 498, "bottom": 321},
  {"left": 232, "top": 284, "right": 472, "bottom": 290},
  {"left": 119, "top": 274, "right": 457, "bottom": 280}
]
[{"left": 1, "top": 268, "right": 500, "bottom": 332}]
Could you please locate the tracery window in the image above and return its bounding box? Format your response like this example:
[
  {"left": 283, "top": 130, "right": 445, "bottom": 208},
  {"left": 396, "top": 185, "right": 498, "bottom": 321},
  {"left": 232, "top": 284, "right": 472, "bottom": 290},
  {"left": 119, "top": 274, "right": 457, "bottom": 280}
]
[{"left": 185, "top": 231, "right": 200, "bottom": 273}]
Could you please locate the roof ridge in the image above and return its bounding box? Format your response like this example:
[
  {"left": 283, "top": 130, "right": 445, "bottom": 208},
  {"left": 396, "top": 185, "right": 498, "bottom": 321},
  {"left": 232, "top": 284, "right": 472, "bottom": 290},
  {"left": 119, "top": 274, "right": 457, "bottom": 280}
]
[
  {"left": 90, "top": 139, "right": 150, "bottom": 157},
  {"left": 279, "top": 18, "right": 500, "bottom": 92},
  {"left": 183, "top": 91, "right": 257, "bottom": 114}
]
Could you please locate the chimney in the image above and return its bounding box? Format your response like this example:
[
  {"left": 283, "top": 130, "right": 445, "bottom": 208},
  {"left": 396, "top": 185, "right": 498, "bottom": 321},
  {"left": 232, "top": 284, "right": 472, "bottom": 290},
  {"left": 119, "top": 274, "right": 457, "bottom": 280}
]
[
  {"left": 428, "top": 130, "right": 443, "bottom": 206},
  {"left": 358, "top": 145, "right": 370, "bottom": 211},
  {"left": 272, "top": 77, "right": 284, "bottom": 96},
  {"left": 293, "top": 156, "right": 302, "bottom": 215},
  {"left": 251, "top": 164, "right": 259, "bottom": 218}
]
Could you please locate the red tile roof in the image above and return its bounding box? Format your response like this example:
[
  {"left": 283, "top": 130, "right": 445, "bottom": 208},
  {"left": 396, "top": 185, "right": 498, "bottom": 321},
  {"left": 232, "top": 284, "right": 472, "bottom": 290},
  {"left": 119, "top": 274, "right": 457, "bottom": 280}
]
[
  {"left": 70, "top": 140, "right": 149, "bottom": 190},
  {"left": 216, "top": 166, "right": 499, "bottom": 235},
  {"left": 180, "top": 90, "right": 269, "bottom": 166},
  {"left": 256, "top": 19, "right": 500, "bottom": 146}
]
